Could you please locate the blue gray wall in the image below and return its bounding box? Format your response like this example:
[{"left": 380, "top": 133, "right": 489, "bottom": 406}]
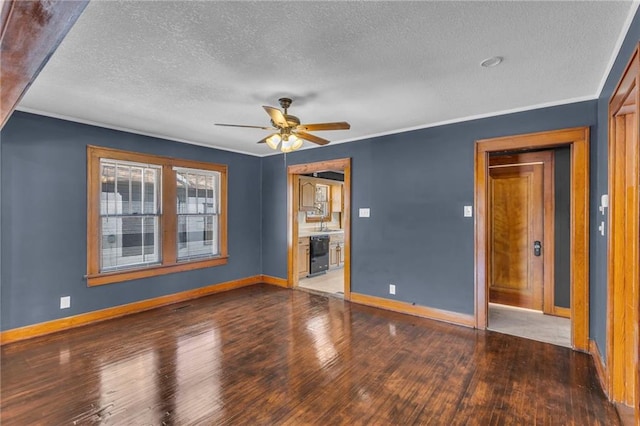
[
  {"left": 554, "top": 147, "right": 571, "bottom": 309},
  {"left": 1, "top": 112, "right": 262, "bottom": 330},
  {"left": 590, "top": 7, "right": 640, "bottom": 359},
  {"left": 262, "top": 101, "right": 597, "bottom": 315}
]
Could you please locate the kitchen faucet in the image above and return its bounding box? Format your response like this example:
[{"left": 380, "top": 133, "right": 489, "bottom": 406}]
[{"left": 317, "top": 207, "right": 328, "bottom": 232}]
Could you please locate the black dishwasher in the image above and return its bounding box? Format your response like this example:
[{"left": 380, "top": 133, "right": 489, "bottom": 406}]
[{"left": 309, "top": 235, "right": 330, "bottom": 276}]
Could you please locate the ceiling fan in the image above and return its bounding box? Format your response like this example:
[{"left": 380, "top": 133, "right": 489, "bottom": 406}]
[{"left": 215, "top": 98, "right": 350, "bottom": 153}]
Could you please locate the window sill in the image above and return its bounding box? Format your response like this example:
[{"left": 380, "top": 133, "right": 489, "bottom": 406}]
[{"left": 87, "top": 256, "right": 229, "bottom": 286}]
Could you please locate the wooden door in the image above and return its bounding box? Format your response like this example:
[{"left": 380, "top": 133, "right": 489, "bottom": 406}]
[{"left": 489, "top": 161, "right": 544, "bottom": 310}]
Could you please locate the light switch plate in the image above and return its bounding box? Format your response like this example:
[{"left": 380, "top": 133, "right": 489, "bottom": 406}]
[
  {"left": 359, "top": 208, "right": 370, "bottom": 218},
  {"left": 464, "top": 205, "right": 473, "bottom": 217},
  {"left": 60, "top": 296, "right": 71, "bottom": 309}
]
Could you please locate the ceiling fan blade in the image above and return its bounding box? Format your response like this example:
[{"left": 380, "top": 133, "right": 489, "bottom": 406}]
[
  {"left": 215, "top": 123, "right": 274, "bottom": 130},
  {"left": 263, "top": 106, "right": 288, "bottom": 128},
  {"left": 295, "top": 131, "right": 330, "bottom": 146},
  {"left": 297, "top": 122, "right": 351, "bottom": 131},
  {"left": 257, "top": 133, "right": 278, "bottom": 144}
]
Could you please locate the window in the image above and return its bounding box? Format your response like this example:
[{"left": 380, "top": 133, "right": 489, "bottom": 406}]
[
  {"left": 100, "top": 160, "right": 161, "bottom": 271},
  {"left": 175, "top": 167, "right": 220, "bottom": 261},
  {"left": 305, "top": 183, "right": 330, "bottom": 222},
  {"left": 87, "top": 146, "right": 228, "bottom": 286}
]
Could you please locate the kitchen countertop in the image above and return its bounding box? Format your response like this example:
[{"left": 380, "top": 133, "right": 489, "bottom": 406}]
[{"left": 298, "top": 229, "right": 344, "bottom": 238}]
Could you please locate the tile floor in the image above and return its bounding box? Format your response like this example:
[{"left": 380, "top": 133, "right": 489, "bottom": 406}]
[
  {"left": 488, "top": 302, "right": 571, "bottom": 348},
  {"left": 298, "top": 268, "right": 344, "bottom": 296}
]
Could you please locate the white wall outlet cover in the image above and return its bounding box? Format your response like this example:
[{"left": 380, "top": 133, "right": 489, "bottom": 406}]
[
  {"left": 464, "top": 205, "right": 473, "bottom": 217},
  {"left": 359, "top": 208, "right": 370, "bottom": 218},
  {"left": 60, "top": 296, "right": 71, "bottom": 309},
  {"left": 601, "top": 194, "right": 609, "bottom": 208},
  {"left": 389, "top": 284, "right": 396, "bottom": 295}
]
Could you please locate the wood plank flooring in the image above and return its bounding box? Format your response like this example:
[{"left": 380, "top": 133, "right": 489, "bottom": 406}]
[{"left": 1, "top": 284, "right": 619, "bottom": 425}]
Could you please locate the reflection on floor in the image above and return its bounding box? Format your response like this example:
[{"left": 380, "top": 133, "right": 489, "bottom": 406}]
[
  {"left": 1, "top": 285, "right": 619, "bottom": 424},
  {"left": 488, "top": 303, "right": 571, "bottom": 348},
  {"left": 298, "top": 268, "right": 344, "bottom": 297}
]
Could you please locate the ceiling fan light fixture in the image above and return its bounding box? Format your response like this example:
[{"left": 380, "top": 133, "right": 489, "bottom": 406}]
[
  {"left": 266, "top": 134, "right": 282, "bottom": 150},
  {"left": 275, "top": 133, "right": 304, "bottom": 153},
  {"left": 280, "top": 135, "right": 294, "bottom": 153},
  {"left": 291, "top": 135, "right": 304, "bottom": 150}
]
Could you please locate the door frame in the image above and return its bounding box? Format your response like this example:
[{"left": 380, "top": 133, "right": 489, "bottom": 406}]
[
  {"left": 607, "top": 43, "right": 639, "bottom": 409},
  {"left": 474, "top": 127, "right": 590, "bottom": 351},
  {"left": 287, "top": 158, "right": 351, "bottom": 299}
]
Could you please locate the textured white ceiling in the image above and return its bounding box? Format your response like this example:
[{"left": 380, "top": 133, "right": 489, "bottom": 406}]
[{"left": 18, "top": 1, "right": 637, "bottom": 156}]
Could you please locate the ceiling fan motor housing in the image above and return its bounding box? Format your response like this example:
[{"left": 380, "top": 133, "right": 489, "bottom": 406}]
[{"left": 284, "top": 115, "right": 300, "bottom": 127}]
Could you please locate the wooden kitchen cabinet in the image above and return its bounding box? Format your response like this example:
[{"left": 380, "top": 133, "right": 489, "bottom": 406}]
[
  {"left": 329, "top": 233, "right": 345, "bottom": 269},
  {"left": 298, "top": 237, "right": 310, "bottom": 278},
  {"left": 331, "top": 184, "right": 342, "bottom": 213},
  {"left": 329, "top": 243, "right": 339, "bottom": 269},
  {"left": 299, "top": 179, "right": 316, "bottom": 211}
]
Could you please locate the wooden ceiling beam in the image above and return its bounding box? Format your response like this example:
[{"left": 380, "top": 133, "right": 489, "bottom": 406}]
[{"left": 1, "top": 0, "right": 88, "bottom": 128}]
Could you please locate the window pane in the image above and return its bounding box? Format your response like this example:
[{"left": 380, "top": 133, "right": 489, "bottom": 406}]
[
  {"left": 130, "top": 167, "right": 143, "bottom": 214},
  {"left": 205, "top": 175, "right": 215, "bottom": 213},
  {"left": 122, "top": 216, "right": 143, "bottom": 257},
  {"left": 116, "top": 165, "right": 131, "bottom": 215},
  {"left": 177, "top": 215, "right": 218, "bottom": 260},
  {"left": 197, "top": 175, "right": 206, "bottom": 213},
  {"left": 187, "top": 173, "right": 198, "bottom": 214},
  {"left": 144, "top": 168, "right": 158, "bottom": 214},
  {"left": 142, "top": 217, "right": 158, "bottom": 259},
  {"left": 101, "top": 216, "right": 160, "bottom": 271},
  {"left": 176, "top": 172, "right": 187, "bottom": 214},
  {"left": 101, "top": 164, "right": 116, "bottom": 215}
]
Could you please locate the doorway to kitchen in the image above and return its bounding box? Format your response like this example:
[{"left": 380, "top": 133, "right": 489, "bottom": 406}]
[
  {"left": 475, "top": 127, "right": 590, "bottom": 352},
  {"left": 287, "top": 158, "right": 351, "bottom": 299}
]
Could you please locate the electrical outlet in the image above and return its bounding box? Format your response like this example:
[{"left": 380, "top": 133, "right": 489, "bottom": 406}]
[
  {"left": 60, "top": 296, "right": 71, "bottom": 309},
  {"left": 389, "top": 284, "right": 396, "bottom": 295},
  {"left": 464, "top": 205, "right": 473, "bottom": 217}
]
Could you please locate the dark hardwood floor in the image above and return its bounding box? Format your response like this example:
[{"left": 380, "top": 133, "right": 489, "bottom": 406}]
[{"left": 1, "top": 284, "right": 619, "bottom": 425}]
